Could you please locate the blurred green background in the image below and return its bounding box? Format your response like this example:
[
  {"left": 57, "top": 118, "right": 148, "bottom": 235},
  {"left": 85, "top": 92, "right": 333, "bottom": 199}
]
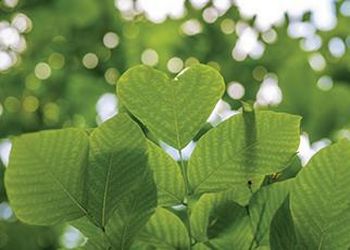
[{"left": 1, "top": 0, "right": 350, "bottom": 248}]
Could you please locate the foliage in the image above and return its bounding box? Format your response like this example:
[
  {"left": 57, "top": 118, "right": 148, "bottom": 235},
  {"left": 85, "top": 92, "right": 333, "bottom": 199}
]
[
  {"left": 5, "top": 64, "right": 350, "bottom": 249},
  {"left": 2, "top": 0, "right": 350, "bottom": 249}
]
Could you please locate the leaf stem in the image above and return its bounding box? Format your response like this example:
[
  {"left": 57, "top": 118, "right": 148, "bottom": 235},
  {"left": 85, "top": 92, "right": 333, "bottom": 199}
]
[
  {"left": 178, "top": 149, "right": 193, "bottom": 250},
  {"left": 179, "top": 150, "right": 190, "bottom": 195}
]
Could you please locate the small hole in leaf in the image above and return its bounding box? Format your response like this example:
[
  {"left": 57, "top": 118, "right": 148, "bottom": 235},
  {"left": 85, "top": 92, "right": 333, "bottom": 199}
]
[{"left": 247, "top": 180, "right": 253, "bottom": 194}]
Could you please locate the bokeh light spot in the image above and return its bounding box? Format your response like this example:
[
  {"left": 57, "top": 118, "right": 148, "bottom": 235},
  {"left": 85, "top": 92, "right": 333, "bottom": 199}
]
[
  {"left": 220, "top": 19, "right": 235, "bottom": 34},
  {"left": 202, "top": 7, "right": 219, "bottom": 23},
  {"left": 181, "top": 19, "right": 202, "bottom": 36},
  {"left": 141, "top": 49, "right": 159, "bottom": 66},
  {"left": 43, "top": 103, "right": 60, "bottom": 123},
  {"left": 328, "top": 37, "right": 346, "bottom": 58},
  {"left": 262, "top": 29, "right": 277, "bottom": 44},
  {"left": 82, "top": 53, "right": 99, "bottom": 69},
  {"left": 0, "top": 51, "right": 13, "bottom": 71},
  {"left": 227, "top": 82, "right": 245, "bottom": 100},
  {"left": 308, "top": 53, "right": 326, "bottom": 71},
  {"left": 0, "top": 202, "right": 13, "bottom": 220},
  {"left": 4, "top": 97, "right": 20, "bottom": 113},
  {"left": 190, "top": 0, "right": 209, "bottom": 9},
  {"left": 49, "top": 53, "right": 65, "bottom": 70},
  {"left": 35, "top": 62, "right": 51, "bottom": 80},
  {"left": 301, "top": 34, "right": 322, "bottom": 51},
  {"left": 3, "top": 0, "right": 18, "bottom": 8},
  {"left": 167, "top": 57, "right": 184, "bottom": 73},
  {"left": 207, "top": 61, "right": 221, "bottom": 71},
  {"left": 185, "top": 57, "right": 200, "bottom": 67},
  {"left": 340, "top": 0, "right": 350, "bottom": 16},
  {"left": 256, "top": 74, "right": 282, "bottom": 106},
  {"left": 25, "top": 74, "right": 41, "bottom": 90},
  {"left": 104, "top": 68, "right": 119, "bottom": 85},
  {"left": 103, "top": 32, "right": 120, "bottom": 49},
  {"left": 136, "top": 0, "right": 186, "bottom": 23},
  {"left": 23, "top": 96, "right": 39, "bottom": 113},
  {"left": 0, "top": 26, "right": 20, "bottom": 48},
  {"left": 317, "top": 75, "right": 333, "bottom": 91},
  {"left": 12, "top": 13, "right": 32, "bottom": 33},
  {"left": 252, "top": 66, "right": 267, "bottom": 81}
]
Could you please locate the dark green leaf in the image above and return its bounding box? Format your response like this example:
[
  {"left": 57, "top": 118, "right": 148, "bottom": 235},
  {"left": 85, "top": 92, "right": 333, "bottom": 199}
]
[{"left": 88, "top": 113, "right": 148, "bottom": 227}]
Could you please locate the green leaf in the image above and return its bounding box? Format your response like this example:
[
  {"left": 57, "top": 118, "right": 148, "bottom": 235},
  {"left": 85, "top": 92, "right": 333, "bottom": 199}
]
[
  {"left": 130, "top": 242, "right": 156, "bottom": 250},
  {"left": 270, "top": 196, "right": 298, "bottom": 250},
  {"left": 136, "top": 207, "right": 189, "bottom": 249},
  {"left": 190, "top": 190, "right": 253, "bottom": 249},
  {"left": 192, "top": 243, "right": 211, "bottom": 250},
  {"left": 0, "top": 221, "right": 59, "bottom": 250},
  {"left": 88, "top": 113, "right": 148, "bottom": 227},
  {"left": 268, "top": 157, "right": 302, "bottom": 184},
  {"left": 105, "top": 169, "right": 157, "bottom": 249},
  {"left": 147, "top": 140, "right": 186, "bottom": 206},
  {"left": 188, "top": 111, "right": 301, "bottom": 205},
  {"left": 117, "top": 64, "right": 225, "bottom": 149},
  {"left": 0, "top": 159, "right": 7, "bottom": 202},
  {"left": 249, "top": 181, "right": 291, "bottom": 247},
  {"left": 70, "top": 217, "right": 110, "bottom": 250},
  {"left": 290, "top": 140, "right": 350, "bottom": 249},
  {"left": 190, "top": 190, "right": 236, "bottom": 242},
  {"left": 208, "top": 213, "right": 254, "bottom": 250},
  {"left": 5, "top": 129, "right": 89, "bottom": 225}
]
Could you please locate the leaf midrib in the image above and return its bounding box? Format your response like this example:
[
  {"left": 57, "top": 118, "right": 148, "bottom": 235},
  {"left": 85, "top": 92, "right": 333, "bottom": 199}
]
[
  {"left": 169, "top": 79, "right": 182, "bottom": 149},
  {"left": 190, "top": 139, "right": 260, "bottom": 193},
  {"left": 119, "top": 196, "right": 138, "bottom": 250},
  {"left": 102, "top": 153, "right": 114, "bottom": 226},
  {"left": 157, "top": 185, "right": 184, "bottom": 204},
  {"left": 191, "top": 130, "right": 296, "bottom": 193}
]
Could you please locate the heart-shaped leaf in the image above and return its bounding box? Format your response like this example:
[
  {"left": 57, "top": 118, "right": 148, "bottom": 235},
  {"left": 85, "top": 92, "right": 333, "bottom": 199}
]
[{"left": 117, "top": 64, "right": 225, "bottom": 149}]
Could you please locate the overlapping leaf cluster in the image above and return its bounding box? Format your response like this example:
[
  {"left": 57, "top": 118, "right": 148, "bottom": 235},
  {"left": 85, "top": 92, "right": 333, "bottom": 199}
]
[{"left": 5, "top": 65, "right": 350, "bottom": 249}]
